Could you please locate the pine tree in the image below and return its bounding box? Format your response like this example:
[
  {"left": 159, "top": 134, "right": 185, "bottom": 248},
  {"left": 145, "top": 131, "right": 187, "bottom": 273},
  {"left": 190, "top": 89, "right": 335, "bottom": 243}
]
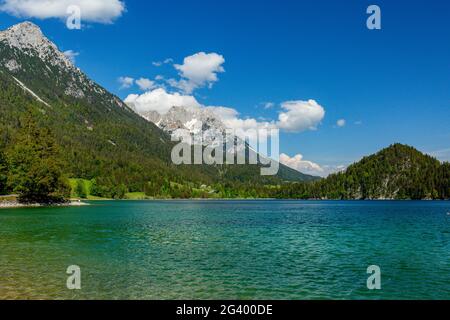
[{"left": 6, "top": 113, "right": 70, "bottom": 203}]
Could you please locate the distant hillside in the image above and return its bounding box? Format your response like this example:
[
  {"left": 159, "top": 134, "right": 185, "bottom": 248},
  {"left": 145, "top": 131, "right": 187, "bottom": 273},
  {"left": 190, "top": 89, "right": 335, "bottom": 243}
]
[{"left": 278, "top": 144, "right": 450, "bottom": 200}]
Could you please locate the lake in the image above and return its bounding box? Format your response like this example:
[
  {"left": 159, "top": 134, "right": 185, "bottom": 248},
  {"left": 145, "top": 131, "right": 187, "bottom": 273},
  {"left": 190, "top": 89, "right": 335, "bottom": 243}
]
[{"left": 0, "top": 200, "right": 449, "bottom": 300}]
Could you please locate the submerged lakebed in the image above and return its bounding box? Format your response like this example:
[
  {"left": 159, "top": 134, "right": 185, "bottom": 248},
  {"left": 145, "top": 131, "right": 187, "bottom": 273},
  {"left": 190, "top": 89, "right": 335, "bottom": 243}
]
[{"left": 0, "top": 200, "right": 449, "bottom": 300}]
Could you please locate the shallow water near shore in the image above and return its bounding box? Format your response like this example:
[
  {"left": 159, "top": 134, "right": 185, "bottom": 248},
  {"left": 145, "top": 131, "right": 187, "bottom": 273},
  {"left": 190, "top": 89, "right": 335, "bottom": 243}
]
[{"left": 1, "top": 200, "right": 449, "bottom": 300}]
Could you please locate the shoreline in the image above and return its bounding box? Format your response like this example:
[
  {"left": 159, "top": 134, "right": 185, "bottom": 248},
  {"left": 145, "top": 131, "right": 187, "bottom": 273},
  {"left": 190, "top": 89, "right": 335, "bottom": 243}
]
[
  {"left": 1, "top": 198, "right": 448, "bottom": 208},
  {"left": 88, "top": 198, "right": 450, "bottom": 202},
  {"left": 0, "top": 200, "right": 89, "bottom": 209}
]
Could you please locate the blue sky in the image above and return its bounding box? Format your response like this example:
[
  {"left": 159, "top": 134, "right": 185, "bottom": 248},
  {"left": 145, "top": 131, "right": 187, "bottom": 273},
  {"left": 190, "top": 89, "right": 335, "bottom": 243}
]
[{"left": 1, "top": 0, "right": 449, "bottom": 175}]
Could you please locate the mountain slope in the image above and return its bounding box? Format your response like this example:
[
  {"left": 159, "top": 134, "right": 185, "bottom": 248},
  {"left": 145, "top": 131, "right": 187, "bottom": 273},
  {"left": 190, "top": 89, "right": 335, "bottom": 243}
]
[
  {"left": 0, "top": 23, "right": 184, "bottom": 191},
  {"left": 277, "top": 144, "right": 450, "bottom": 200},
  {"left": 0, "top": 22, "right": 312, "bottom": 198}
]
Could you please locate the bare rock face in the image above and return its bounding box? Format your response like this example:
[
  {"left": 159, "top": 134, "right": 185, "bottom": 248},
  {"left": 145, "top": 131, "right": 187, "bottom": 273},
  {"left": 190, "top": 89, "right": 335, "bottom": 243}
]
[
  {"left": 0, "top": 22, "right": 73, "bottom": 70},
  {"left": 4, "top": 59, "right": 21, "bottom": 72},
  {"left": 129, "top": 103, "right": 231, "bottom": 147},
  {"left": 0, "top": 21, "right": 130, "bottom": 113}
]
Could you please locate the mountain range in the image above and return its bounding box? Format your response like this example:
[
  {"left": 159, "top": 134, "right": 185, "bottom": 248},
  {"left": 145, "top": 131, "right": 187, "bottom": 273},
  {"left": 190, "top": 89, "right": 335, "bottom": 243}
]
[{"left": 0, "top": 21, "right": 315, "bottom": 199}]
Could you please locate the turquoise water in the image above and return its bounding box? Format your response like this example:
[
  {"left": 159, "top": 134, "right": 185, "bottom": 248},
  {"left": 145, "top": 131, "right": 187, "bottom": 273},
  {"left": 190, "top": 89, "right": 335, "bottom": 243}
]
[{"left": 0, "top": 200, "right": 449, "bottom": 300}]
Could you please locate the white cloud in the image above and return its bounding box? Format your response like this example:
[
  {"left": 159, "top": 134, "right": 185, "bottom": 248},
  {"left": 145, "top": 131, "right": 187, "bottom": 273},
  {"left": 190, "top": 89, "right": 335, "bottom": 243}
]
[
  {"left": 63, "top": 50, "right": 79, "bottom": 64},
  {"left": 204, "top": 106, "right": 239, "bottom": 121},
  {"left": 276, "top": 100, "right": 325, "bottom": 132},
  {"left": 207, "top": 106, "right": 276, "bottom": 143},
  {"left": 280, "top": 153, "right": 347, "bottom": 177},
  {"left": 136, "top": 78, "right": 156, "bottom": 91},
  {"left": 152, "top": 58, "right": 173, "bottom": 67},
  {"left": 222, "top": 117, "right": 275, "bottom": 135},
  {"left": 118, "top": 76, "right": 134, "bottom": 89},
  {"left": 0, "top": 0, "right": 125, "bottom": 24},
  {"left": 280, "top": 153, "right": 324, "bottom": 176},
  {"left": 166, "top": 78, "right": 191, "bottom": 93},
  {"left": 172, "top": 52, "right": 225, "bottom": 94},
  {"left": 124, "top": 88, "right": 202, "bottom": 115},
  {"left": 336, "top": 119, "right": 346, "bottom": 127}
]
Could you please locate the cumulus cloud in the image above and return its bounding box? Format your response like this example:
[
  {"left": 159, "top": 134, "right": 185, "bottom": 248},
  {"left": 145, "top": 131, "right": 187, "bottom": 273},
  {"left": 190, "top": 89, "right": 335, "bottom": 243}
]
[
  {"left": 280, "top": 153, "right": 324, "bottom": 176},
  {"left": 63, "top": 50, "right": 79, "bottom": 64},
  {"left": 336, "top": 119, "right": 346, "bottom": 127},
  {"left": 207, "top": 106, "right": 276, "bottom": 144},
  {"left": 136, "top": 78, "right": 156, "bottom": 91},
  {"left": 124, "top": 88, "right": 202, "bottom": 115},
  {"left": 204, "top": 106, "right": 239, "bottom": 121},
  {"left": 280, "top": 153, "right": 347, "bottom": 177},
  {"left": 277, "top": 100, "right": 325, "bottom": 132},
  {"left": 118, "top": 76, "right": 134, "bottom": 89},
  {"left": 172, "top": 52, "right": 225, "bottom": 94},
  {"left": 0, "top": 0, "right": 125, "bottom": 24}
]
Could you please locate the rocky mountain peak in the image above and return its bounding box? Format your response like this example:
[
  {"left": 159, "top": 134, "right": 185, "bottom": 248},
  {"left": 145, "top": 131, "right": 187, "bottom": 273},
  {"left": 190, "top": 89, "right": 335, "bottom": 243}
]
[
  {"left": 0, "top": 21, "right": 73, "bottom": 70},
  {"left": 6, "top": 21, "right": 42, "bottom": 34},
  {"left": 0, "top": 22, "right": 130, "bottom": 107},
  {"left": 133, "top": 105, "right": 227, "bottom": 139}
]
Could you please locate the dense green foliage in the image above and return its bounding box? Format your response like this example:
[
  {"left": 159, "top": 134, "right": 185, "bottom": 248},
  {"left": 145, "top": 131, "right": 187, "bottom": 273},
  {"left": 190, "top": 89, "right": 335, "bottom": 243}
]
[
  {"left": 0, "top": 149, "right": 7, "bottom": 195},
  {"left": 75, "top": 179, "right": 88, "bottom": 199},
  {"left": 5, "top": 113, "right": 70, "bottom": 203},
  {"left": 276, "top": 144, "right": 450, "bottom": 200}
]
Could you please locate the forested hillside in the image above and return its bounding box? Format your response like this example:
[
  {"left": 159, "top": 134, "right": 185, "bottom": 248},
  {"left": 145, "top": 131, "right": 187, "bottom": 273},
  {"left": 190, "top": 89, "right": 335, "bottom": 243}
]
[{"left": 277, "top": 144, "right": 450, "bottom": 200}]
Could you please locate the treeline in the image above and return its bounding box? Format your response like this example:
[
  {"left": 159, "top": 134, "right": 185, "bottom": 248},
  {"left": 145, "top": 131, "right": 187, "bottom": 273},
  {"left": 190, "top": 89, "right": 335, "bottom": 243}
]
[
  {"left": 71, "top": 175, "right": 276, "bottom": 200},
  {"left": 1, "top": 115, "right": 448, "bottom": 202}
]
